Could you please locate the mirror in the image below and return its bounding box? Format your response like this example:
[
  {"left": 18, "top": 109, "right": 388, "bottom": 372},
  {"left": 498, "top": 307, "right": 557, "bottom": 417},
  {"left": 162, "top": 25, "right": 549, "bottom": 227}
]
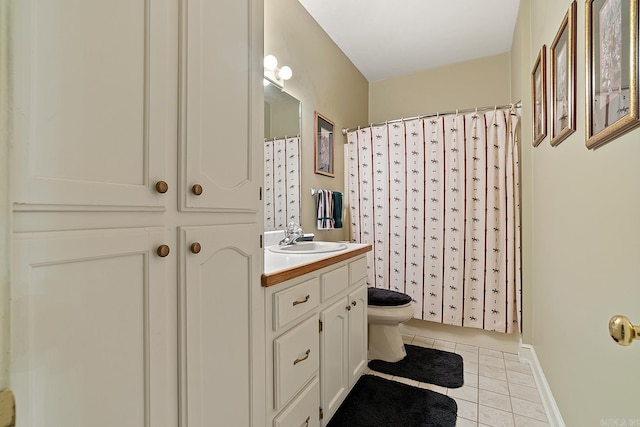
[{"left": 264, "top": 82, "right": 302, "bottom": 232}]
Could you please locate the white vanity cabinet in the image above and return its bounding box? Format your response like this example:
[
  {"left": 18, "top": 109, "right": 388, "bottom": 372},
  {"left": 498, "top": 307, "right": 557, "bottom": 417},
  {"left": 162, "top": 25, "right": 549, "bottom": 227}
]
[
  {"left": 8, "top": 0, "right": 264, "bottom": 426},
  {"left": 264, "top": 253, "right": 369, "bottom": 427}
]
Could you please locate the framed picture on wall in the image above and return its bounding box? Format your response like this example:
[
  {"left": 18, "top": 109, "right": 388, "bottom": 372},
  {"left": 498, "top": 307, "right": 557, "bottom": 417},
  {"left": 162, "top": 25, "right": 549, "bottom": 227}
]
[
  {"left": 550, "top": 1, "right": 577, "bottom": 146},
  {"left": 314, "top": 112, "right": 335, "bottom": 177},
  {"left": 586, "top": 0, "right": 640, "bottom": 149},
  {"left": 531, "top": 45, "right": 547, "bottom": 147}
]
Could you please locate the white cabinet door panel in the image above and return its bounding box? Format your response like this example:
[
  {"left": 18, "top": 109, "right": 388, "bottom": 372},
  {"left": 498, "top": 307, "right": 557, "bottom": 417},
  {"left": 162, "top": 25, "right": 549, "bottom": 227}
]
[
  {"left": 11, "top": 0, "right": 176, "bottom": 210},
  {"left": 181, "top": 223, "right": 260, "bottom": 427},
  {"left": 11, "top": 228, "right": 177, "bottom": 427},
  {"left": 179, "top": 0, "right": 260, "bottom": 212},
  {"left": 348, "top": 284, "right": 367, "bottom": 388},
  {"left": 320, "top": 297, "right": 349, "bottom": 424}
]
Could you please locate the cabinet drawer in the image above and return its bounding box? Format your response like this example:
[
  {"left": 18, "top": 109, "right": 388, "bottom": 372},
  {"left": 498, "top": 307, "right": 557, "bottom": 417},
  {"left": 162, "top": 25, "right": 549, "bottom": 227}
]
[
  {"left": 273, "top": 377, "right": 319, "bottom": 427},
  {"left": 273, "top": 277, "right": 320, "bottom": 331},
  {"left": 349, "top": 257, "right": 368, "bottom": 284},
  {"left": 274, "top": 315, "right": 319, "bottom": 410},
  {"left": 321, "top": 265, "right": 348, "bottom": 301}
]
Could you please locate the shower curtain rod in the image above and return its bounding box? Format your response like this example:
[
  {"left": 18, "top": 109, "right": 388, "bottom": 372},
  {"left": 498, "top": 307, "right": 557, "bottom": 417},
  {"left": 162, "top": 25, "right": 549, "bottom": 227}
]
[
  {"left": 264, "top": 134, "right": 300, "bottom": 142},
  {"left": 340, "top": 101, "right": 522, "bottom": 136}
]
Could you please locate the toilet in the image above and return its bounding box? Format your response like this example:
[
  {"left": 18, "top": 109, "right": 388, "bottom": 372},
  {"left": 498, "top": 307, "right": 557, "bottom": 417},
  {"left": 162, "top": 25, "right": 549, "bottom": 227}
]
[{"left": 367, "top": 287, "right": 415, "bottom": 362}]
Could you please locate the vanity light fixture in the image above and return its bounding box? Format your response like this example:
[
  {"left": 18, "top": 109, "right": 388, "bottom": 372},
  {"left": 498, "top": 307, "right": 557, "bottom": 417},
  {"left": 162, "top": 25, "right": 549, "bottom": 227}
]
[{"left": 263, "top": 54, "right": 292, "bottom": 90}]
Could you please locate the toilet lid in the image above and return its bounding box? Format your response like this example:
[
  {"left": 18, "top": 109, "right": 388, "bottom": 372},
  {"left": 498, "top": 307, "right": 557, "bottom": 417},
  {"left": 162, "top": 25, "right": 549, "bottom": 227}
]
[{"left": 367, "top": 287, "right": 412, "bottom": 306}]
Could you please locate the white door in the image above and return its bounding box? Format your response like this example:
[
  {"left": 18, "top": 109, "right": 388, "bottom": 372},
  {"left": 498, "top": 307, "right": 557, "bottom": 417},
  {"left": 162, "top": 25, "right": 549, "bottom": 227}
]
[
  {"left": 10, "top": 0, "right": 176, "bottom": 211},
  {"left": 11, "top": 228, "right": 177, "bottom": 427},
  {"left": 179, "top": 0, "right": 261, "bottom": 213},
  {"left": 180, "top": 223, "right": 261, "bottom": 427},
  {"left": 320, "top": 297, "right": 349, "bottom": 424},
  {"left": 347, "top": 284, "right": 367, "bottom": 388}
]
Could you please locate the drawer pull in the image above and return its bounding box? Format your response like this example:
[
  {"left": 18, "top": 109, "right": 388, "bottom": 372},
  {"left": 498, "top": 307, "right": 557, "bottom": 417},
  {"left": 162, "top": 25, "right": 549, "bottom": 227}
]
[
  {"left": 293, "top": 349, "right": 311, "bottom": 366},
  {"left": 304, "top": 415, "right": 311, "bottom": 426},
  {"left": 292, "top": 295, "right": 311, "bottom": 307}
]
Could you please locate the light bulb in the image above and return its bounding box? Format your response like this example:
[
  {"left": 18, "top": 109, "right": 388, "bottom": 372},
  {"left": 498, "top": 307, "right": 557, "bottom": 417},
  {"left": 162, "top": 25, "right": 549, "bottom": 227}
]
[
  {"left": 264, "top": 55, "right": 278, "bottom": 71},
  {"left": 278, "top": 66, "right": 292, "bottom": 81}
]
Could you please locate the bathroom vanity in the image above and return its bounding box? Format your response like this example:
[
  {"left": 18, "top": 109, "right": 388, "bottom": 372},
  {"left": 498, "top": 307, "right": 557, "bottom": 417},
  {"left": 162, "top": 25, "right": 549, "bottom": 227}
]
[{"left": 263, "top": 243, "right": 371, "bottom": 427}]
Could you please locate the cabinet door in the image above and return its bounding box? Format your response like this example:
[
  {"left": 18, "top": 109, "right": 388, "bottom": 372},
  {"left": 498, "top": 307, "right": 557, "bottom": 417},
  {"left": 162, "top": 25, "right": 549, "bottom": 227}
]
[
  {"left": 320, "top": 297, "right": 349, "bottom": 423},
  {"left": 348, "top": 284, "right": 367, "bottom": 388},
  {"left": 11, "top": 0, "right": 177, "bottom": 211},
  {"left": 179, "top": 0, "right": 262, "bottom": 212},
  {"left": 11, "top": 228, "right": 177, "bottom": 427},
  {"left": 180, "top": 224, "right": 261, "bottom": 427}
]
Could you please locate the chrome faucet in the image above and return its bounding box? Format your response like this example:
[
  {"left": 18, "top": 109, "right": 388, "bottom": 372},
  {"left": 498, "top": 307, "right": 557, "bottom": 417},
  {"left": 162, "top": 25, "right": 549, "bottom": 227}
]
[{"left": 279, "top": 222, "right": 314, "bottom": 245}]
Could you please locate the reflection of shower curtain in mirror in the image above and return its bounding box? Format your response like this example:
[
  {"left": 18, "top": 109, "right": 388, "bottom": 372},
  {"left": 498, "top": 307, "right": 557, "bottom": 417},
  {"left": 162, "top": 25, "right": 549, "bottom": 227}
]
[
  {"left": 346, "top": 109, "right": 521, "bottom": 333},
  {"left": 264, "top": 137, "right": 301, "bottom": 231}
]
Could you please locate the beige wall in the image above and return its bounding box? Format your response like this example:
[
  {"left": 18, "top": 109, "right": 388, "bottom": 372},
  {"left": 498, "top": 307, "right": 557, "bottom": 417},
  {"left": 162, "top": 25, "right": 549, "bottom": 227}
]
[
  {"left": 265, "top": 0, "right": 369, "bottom": 240},
  {"left": 513, "top": 0, "right": 640, "bottom": 424},
  {"left": 369, "top": 53, "right": 512, "bottom": 123}
]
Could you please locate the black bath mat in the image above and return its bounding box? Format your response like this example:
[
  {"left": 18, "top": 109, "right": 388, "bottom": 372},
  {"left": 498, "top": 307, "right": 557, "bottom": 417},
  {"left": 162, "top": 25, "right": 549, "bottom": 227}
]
[
  {"left": 368, "top": 345, "right": 464, "bottom": 388},
  {"left": 326, "top": 374, "right": 457, "bottom": 427}
]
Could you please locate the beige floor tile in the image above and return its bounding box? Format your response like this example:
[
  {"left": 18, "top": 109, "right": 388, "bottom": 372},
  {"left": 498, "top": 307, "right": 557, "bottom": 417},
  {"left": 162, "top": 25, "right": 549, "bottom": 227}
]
[
  {"left": 411, "top": 335, "right": 434, "bottom": 347},
  {"left": 480, "top": 354, "right": 507, "bottom": 369},
  {"left": 478, "top": 405, "right": 515, "bottom": 427},
  {"left": 479, "top": 389, "right": 512, "bottom": 412},
  {"left": 480, "top": 347, "right": 505, "bottom": 359},
  {"left": 514, "top": 414, "right": 550, "bottom": 427},
  {"left": 457, "top": 349, "right": 480, "bottom": 363},
  {"left": 464, "top": 361, "right": 479, "bottom": 374},
  {"left": 448, "top": 385, "right": 478, "bottom": 403},
  {"left": 504, "top": 352, "right": 521, "bottom": 362},
  {"left": 417, "top": 382, "right": 448, "bottom": 394},
  {"left": 505, "top": 359, "right": 533, "bottom": 375},
  {"left": 454, "top": 397, "right": 479, "bottom": 422},
  {"left": 507, "top": 370, "right": 536, "bottom": 388},
  {"left": 456, "top": 417, "right": 478, "bottom": 427},
  {"left": 464, "top": 371, "right": 479, "bottom": 388},
  {"left": 434, "top": 339, "right": 456, "bottom": 349},
  {"left": 510, "top": 397, "right": 548, "bottom": 422},
  {"left": 508, "top": 383, "right": 542, "bottom": 404},
  {"left": 479, "top": 363, "right": 507, "bottom": 381},
  {"left": 392, "top": 376, "right": 418, "bottom": 387},
  {"left": 478, "top": 375, "right": 510, "bottom": 395},
  {"left": 456, "top": 343, "right": 480, "bottom": 353}
]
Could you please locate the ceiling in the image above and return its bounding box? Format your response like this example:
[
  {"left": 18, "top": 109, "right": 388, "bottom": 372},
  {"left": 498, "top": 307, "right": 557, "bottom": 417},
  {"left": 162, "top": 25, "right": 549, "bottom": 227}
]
[{"left": 297, "top": 0, "right": 521, "bottom": 82}]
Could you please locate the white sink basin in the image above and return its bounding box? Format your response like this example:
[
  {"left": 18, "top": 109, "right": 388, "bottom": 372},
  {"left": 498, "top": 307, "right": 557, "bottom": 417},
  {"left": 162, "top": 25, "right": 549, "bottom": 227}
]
[{"left": 269, "top": 241, "right": 348, "bottom": 254}]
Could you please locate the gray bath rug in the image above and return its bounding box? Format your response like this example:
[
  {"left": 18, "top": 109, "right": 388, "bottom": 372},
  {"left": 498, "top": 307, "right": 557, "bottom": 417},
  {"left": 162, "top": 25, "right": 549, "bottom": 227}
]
[
  {"left": 368, "top": 344, "right": 464, "bottom": 388},
  {"left": 326, "top": 374, "right": 457, "bottom": 427}
]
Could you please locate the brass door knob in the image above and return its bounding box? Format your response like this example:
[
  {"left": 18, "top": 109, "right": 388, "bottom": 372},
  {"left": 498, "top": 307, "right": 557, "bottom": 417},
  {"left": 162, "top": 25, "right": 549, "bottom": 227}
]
[
  {"left": 609, "top": 315, "right": 639, "bottom": 346},
  {"left": 351, "top": 300, "right": 357, "bottom": 306},
  {"left": 155, "top": 181, "right": 169, "bottom": 194},
  {"left": 157, "top": 245, "right": 170, "bottom": 257},
  {"left": 190, "top": 242, "right": 202, "bottom": 254},
  {"left": 192, "top": 184, "right": 203, "bottom": 196},
  {"left": 346, "top": 305, "right": 351, "bottom": 311}
]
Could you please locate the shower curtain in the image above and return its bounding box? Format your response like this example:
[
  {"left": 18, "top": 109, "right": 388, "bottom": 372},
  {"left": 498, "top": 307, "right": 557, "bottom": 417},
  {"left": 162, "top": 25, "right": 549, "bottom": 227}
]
[
  {"left": 346, "top": 109, "right": 521, "bottom": 333},
  {"left": 264, "top": 136, "right": 301, "bottom": 231}
]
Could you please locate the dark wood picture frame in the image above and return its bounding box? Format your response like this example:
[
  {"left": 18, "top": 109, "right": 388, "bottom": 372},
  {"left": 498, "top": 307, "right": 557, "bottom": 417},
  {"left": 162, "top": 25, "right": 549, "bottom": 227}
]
[
  {"left": 532, "top": 45, "right": 547, "bottom": 147},
  {"left": 586, "top": 0, "right": 640, "bottom": 149},
  {"left": 314, "top": 112, "right": 335, "bottom": 177},
  {"left": 550, "top": 1, "right": 577, "bottom": 146}
]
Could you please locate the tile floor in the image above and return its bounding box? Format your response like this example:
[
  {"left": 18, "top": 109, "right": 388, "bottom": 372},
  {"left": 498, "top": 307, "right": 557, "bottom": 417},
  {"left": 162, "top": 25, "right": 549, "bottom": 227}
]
[{"left": 364, "top": 333, "right": 550, "bottom": 427}]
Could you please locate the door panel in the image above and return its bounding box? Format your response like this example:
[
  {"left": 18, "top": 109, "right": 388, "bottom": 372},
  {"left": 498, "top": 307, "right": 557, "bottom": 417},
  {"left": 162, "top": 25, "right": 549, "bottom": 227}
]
[
  {"left": 11, "top": 0, "right": 176, "bottom": 210},
  {"left": 180, "top": 223, "right": 260, "bottom": 427},
  {"left": 179, "top": 0, "right": 260, "bottom": 212},
  {"left": 11, "top": 228, "right": 177, "bottom": 427},
  {"left": 320, "top": 297, "right": 349, "bottom": 424},
  {"left": 348, "top": 284, "right": 367, "bottom": 388}
]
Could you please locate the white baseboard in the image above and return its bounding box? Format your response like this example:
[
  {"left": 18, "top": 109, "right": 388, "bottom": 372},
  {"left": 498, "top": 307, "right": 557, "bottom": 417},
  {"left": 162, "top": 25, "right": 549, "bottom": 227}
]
[{"left": 519, "top": 344, "right": 565, "bottom": 427}]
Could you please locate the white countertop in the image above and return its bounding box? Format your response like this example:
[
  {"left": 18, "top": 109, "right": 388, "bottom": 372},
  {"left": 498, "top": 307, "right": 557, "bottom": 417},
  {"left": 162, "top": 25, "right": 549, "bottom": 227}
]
[{"left": 262, "top": 242, "right": 371, "bottom": 287}]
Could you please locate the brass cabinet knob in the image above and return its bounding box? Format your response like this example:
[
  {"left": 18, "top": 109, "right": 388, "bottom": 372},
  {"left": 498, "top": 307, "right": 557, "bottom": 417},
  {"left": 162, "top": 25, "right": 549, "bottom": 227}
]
[
  {"left": 190, "top": 242, "right": 202, "bottom": 254},
  {"left": 351, "top": 300, "right": 357, "bottom": 306},
  {"left": 609, "top": 315, "right": 639, "bottom": 346},
  {"left": 346, "top": 305, "right": 352, "bottom": 311},
  {"left": 156, "top": 245, "right": 170, "bottom": 257},
  {"left": 192, "top": 184, "right": 203, "bottom": 196},
  {"left": 155, "top": 181, "right": 169, "bottom": 194}
]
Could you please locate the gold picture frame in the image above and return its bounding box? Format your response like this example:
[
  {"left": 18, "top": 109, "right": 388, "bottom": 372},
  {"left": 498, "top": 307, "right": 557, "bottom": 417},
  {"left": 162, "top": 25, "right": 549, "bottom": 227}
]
[
  {"left": 532, "top": 45, "right": 547, "bottom": 147},
  {"left": 550, "top": 1, "right": 577, "bottom": 146},
  {"left": 586, "top": 0, "right": 640, "bottom": 149},
  {"left": 314, "top": 112, "right": 335, "bottom": 177}
]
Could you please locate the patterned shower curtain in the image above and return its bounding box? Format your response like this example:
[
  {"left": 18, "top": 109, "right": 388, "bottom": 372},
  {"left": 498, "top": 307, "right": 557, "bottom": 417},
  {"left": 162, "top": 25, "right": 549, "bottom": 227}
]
[
  {"left": 264, "top": 136, "right": 301, "bottom": 231},
  {"left": 346, "top": 109, "right": 521, "bottom": 333}
]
